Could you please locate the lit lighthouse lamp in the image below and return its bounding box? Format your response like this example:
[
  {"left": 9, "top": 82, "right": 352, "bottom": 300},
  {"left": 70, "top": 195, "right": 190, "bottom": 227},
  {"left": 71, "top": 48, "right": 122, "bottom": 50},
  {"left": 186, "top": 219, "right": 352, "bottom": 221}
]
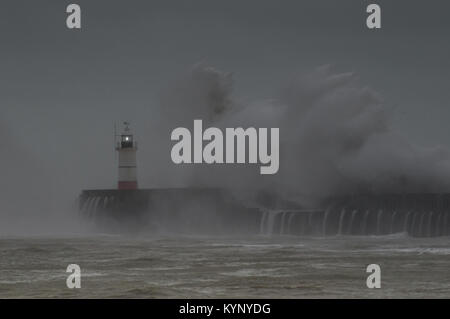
[{"left": 116, "top": 122, "right": 138, "bottom": 190}]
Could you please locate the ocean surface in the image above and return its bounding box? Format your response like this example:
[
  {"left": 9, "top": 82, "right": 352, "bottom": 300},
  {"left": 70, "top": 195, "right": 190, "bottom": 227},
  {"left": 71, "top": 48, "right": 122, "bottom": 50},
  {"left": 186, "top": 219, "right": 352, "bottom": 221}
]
[{"left": 0, "top": 234, "right": 449, "bottom": 298}]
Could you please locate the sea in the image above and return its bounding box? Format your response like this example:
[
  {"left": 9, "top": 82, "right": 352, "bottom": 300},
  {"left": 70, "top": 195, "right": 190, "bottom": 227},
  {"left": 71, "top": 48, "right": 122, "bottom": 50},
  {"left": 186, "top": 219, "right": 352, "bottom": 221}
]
[{"left": 0, "top": 234, "right": 449, "bottom": 298}]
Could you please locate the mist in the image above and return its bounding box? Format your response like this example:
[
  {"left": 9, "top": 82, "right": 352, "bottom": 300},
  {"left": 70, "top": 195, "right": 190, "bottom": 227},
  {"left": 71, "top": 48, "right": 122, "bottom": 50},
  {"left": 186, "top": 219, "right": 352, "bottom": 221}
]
[
  {"left": 154, "top": 64, "right": 450, "bottom": 204},
  {"left": 0, "top": 120, "right": 80, "bottom": 235}
]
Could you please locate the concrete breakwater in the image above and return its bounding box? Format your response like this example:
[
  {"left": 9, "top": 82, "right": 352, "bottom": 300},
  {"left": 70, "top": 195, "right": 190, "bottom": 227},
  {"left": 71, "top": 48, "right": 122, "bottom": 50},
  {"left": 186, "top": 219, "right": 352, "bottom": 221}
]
[{"left": 79, "top": 190, "right": 450, "bottom": 237}]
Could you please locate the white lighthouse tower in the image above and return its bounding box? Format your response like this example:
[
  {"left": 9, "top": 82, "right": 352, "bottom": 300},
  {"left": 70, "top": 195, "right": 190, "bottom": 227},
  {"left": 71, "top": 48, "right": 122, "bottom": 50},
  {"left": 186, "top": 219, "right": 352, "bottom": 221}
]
[{"left": 116, "top": 122, "right": 138, "bottom": 190}]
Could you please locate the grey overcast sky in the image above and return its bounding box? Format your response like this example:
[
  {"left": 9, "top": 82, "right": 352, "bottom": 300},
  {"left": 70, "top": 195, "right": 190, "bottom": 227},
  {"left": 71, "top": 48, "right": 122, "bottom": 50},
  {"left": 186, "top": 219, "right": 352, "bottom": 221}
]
[{"left": 0, "top": 0, "right": 449, "bottom": 193}]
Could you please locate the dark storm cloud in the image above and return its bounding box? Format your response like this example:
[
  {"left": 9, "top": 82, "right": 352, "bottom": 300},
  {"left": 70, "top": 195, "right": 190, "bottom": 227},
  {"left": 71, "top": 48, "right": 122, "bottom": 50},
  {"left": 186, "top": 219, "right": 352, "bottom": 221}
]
[{"left": 1, "top": 0, "right": 449, "bottom": 108}]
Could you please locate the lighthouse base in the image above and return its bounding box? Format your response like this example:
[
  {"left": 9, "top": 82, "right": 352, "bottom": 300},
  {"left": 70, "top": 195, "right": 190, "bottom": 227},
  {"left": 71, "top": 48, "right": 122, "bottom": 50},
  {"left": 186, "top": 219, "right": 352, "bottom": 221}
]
[
  {"left": 118, "top": 181, "right": 138, "bottom": 190},
  {"left": 79, "top": 188, "right": 261, "bottom": 234}
]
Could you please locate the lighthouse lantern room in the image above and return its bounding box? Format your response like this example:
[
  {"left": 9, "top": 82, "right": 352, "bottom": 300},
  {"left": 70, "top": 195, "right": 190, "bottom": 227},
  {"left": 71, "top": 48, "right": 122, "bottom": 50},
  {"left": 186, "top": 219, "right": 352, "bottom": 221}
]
[{"left": 116, "top": 122, "right": 138, "bottom": 190}]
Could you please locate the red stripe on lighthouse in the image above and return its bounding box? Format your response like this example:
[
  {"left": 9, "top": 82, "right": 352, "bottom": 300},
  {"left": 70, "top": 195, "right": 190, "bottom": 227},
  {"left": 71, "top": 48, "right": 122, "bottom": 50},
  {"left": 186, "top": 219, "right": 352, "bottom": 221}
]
[{"left": 118, "top": 181, "right": 138, "bottom": 190}]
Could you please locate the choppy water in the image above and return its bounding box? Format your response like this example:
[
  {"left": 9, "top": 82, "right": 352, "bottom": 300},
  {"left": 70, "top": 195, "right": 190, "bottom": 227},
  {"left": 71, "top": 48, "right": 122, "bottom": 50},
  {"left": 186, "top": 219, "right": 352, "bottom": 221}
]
[{"left": 0, "top": 234, "right": 449, "bottom": 298}]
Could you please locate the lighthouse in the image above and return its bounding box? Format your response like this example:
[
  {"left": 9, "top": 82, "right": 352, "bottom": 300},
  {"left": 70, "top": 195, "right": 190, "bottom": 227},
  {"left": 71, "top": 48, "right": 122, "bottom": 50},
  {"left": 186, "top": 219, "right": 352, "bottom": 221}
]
[{"left": 116, "top": 122, "right": 138, "bottom": 190}]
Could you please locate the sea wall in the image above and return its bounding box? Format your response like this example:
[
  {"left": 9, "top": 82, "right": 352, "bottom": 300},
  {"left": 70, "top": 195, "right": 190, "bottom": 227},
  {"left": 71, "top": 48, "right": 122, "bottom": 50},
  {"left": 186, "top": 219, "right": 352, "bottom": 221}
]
[{"left": 79, "top": 190, "right": 450, "bottom": 237}]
